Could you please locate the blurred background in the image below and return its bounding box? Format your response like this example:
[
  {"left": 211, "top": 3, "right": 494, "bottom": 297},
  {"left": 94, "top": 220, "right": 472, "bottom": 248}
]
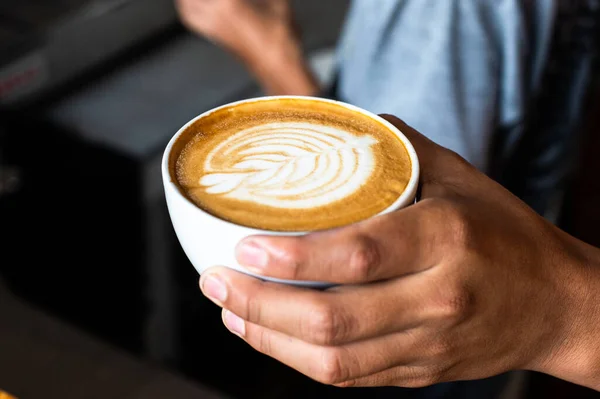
[{"left": 0, "top": 1, "right": 599, "bottom": 398}]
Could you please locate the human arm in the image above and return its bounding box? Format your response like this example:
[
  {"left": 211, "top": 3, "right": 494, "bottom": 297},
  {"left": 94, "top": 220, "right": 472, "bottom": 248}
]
[
  {"left": 175, "top": 0, "right": 320, "bottom": 96},
  {"left": 199, "top": 115, "right": 600, "bottom": 391}
]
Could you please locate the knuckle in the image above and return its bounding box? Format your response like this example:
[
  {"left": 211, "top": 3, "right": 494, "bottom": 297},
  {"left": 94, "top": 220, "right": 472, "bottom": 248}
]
[
  {"left": 348, "top": 235, "right": 381, "bottom": 281},
  {"left": 318, "top": 348, "right": 348, "bottom": 385},
  {"left": 279, "top": 239, "right": 304, "bottom": 278},
  {"left": 403, "top": 368, "right": 444, "bottom": 388},
  {"left": 429, "top": 336, "right": 455, "bottom": 359},
  {"left": 256, "top": 328, "right": 273, "bottom": 356},
  {"left": 395, "top": 366, "right": 427, "bottom": 388},
  {"left": 438, "top": 286, "right": 476, "bottom": 323},
  {"left": 244, "top": 290, "right": 263, "bottom": 324},
  {"left": 305, "top": 302, "right": 342, "bottom": 345}
]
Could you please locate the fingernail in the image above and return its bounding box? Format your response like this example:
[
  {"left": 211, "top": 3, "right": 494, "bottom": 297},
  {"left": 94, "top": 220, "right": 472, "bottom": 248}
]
[
  {"left": 223, "top": 310, "right": 246, "bottom": 337},
  {"left": 201, "top": 274, "right": 228, "bottom": 304},
  {"left": 236, "top": 240, "right": 269, "bottom": 271}
]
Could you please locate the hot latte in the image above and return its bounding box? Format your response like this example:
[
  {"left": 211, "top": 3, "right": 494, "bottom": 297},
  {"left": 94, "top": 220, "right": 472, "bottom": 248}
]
[{"left": 170, "top": 98, "right": 413, "bottom": 231}]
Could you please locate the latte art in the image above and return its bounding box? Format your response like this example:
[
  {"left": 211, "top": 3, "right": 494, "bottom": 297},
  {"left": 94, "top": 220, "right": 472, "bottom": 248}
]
[
  {"left": 199, "top": 123, "right": 378, "bottom": 209},
  {"left": 172, "top": 98, "right": 413, "bottom": 231}
]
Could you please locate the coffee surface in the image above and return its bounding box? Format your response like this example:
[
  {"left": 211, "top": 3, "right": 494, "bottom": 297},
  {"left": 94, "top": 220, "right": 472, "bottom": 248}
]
[{"left": 171, "top": 98, "right": 412, "bottom": 231}]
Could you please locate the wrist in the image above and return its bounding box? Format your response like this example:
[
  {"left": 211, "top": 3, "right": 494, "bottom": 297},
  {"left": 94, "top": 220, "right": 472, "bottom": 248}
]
[{"left": 532, "top": 232, "right": 600, "bottom": 390}]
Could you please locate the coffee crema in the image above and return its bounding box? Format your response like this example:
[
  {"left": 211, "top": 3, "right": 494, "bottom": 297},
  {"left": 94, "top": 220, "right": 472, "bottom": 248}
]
[{"left": 170, "top": 98, "right": 412, "bottom": 231}]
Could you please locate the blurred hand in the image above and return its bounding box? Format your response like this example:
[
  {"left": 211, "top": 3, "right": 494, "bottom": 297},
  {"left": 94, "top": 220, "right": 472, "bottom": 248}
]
[
  {"left": 199, "top": 116, "right": 600, "bottom": 390},
  {"left": 175, "top": 0, "right": 294, "bottom": 63},
  {"left": 175, "top": 0, "right": 317, "bottom": 95}
]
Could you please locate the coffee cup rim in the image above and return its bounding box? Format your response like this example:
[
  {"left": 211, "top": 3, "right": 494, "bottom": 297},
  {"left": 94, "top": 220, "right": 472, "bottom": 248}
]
[{"left": 162, "top": 95, "right": 420, "bottom": 236}]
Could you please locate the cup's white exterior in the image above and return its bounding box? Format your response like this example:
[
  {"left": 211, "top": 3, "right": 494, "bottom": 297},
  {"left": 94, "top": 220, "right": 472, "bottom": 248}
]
[{"left": 162, "top": 96, "right": 420, "bottom": 287}]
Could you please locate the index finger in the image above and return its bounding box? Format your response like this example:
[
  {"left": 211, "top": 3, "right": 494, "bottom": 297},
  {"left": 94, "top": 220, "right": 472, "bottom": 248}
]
[{"left": 235, "top": 197, "right": 453, "bottom": 284}]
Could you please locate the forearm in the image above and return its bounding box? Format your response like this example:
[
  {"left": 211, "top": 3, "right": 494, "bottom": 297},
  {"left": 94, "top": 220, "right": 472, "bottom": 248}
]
[
  {"left": 535, "top": 233, "right": 600, "bottom": 391},
  {"left": 176, "top": 0, "right": 320, "bottom": 97},
  {"left": 243, "top": 32, "right": 320, "bottom": 96}
]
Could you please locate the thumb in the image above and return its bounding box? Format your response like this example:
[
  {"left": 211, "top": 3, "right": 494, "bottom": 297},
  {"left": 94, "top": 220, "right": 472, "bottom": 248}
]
[{"left": 379, "top": 114, "right": 476, "bottom": 200}]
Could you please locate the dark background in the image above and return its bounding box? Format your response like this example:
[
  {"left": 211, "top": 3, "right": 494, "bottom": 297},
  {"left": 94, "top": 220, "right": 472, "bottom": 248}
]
[{"left": 1, "top": 1, "right": 599, "bottom": 398}]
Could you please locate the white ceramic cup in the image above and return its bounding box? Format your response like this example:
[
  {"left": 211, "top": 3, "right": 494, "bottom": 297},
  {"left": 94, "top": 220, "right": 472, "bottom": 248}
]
[{"left": 162, "top": 96, "right": 420, "bottom": 288}]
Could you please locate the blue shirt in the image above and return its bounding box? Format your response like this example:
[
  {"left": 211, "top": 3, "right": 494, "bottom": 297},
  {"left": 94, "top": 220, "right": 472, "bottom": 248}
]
[{"left": 336, "top": 0, "right": 557, "bottom": 171}]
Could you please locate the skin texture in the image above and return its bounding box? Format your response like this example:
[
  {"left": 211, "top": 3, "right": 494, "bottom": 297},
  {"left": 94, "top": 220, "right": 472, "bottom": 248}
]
[
  {"left": 199, "top": 116, "right": 600, "bottom": 391},
  {"left": 175, "top": 0, "right": 318, "bottom": 95}
]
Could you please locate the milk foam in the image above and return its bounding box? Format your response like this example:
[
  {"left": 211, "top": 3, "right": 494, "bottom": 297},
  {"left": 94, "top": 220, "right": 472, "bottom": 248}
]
[{"left": 199, "top": 122, "right": 378, "bottom": 209}]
